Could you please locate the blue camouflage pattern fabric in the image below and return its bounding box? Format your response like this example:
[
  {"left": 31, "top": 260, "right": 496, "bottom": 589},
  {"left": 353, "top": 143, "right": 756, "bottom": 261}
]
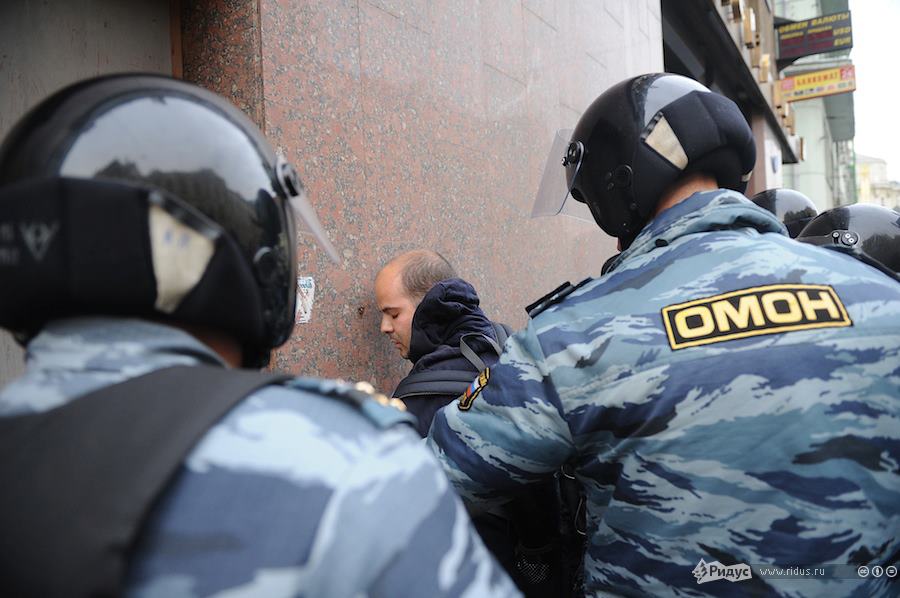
[
  {"left": 429, "top": 190, "right": 900, "bottom": 597},
  {"left": 0, "top": 317, "right": 520, "bottom": 598}
]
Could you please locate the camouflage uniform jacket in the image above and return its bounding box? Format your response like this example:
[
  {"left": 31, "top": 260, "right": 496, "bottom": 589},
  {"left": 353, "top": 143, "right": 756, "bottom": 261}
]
[
  {"left": 0, "top": 317, "right": 520, "bottom": 598},
  {"left": 428, "top": 190, "right": 900, "bottom": 597}
]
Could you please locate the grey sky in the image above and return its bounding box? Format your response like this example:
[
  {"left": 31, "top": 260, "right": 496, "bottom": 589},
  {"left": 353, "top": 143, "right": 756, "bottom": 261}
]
[{"left": 850, "top": 0, "right": 900, "bottom": 181}]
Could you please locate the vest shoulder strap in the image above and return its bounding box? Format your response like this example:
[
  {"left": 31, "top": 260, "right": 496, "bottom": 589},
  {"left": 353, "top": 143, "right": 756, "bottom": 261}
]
[
  {"left": 0, "top": 364, "right": 290, "bottom": 598},
  {"left": 393, "top": 368, "right": 480, "bottom": 399}
]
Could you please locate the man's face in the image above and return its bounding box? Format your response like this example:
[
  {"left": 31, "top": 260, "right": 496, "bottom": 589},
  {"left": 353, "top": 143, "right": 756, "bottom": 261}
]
[{"left": 375, "top": 264, "right": 417, "bottom": 359}]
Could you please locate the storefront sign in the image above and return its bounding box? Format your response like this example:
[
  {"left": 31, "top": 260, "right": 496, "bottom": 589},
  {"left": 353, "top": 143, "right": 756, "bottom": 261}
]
[
  {"left": 780, "top": 65, "right": 856, "bottom": 102},
  {"left": 777, "top": 11, "right": 852, "bottom": 60}
]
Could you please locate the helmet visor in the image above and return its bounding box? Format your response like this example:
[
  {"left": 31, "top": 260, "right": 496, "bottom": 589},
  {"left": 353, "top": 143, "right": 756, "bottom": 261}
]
[
  {"left": 289, "top": 187, "right": 340, "bottom": 264},
  {"left": 531, "top": 129, "right": 593, "bottom": 222},
  {"left": 276, "top": 156, "right": 340, "bottom": 264}
]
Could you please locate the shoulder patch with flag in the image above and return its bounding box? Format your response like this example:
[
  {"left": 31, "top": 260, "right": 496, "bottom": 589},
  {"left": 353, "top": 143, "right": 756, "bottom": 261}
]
[{"left": 458, "top": 368, "right": 490, "bottom": 411}]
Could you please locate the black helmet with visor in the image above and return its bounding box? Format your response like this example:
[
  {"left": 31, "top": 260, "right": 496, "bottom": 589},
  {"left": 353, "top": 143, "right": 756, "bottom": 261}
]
[
  {"left": 0, "top": 74, "right": 338, "bottom": 366},
  {"left": 561, "top": 74, "right": 756, "bottom": 249}
]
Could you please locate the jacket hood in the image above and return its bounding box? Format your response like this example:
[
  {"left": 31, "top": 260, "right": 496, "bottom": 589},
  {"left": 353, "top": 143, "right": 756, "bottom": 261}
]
[{"left": 407, "top": 278, "right": 496, "bottom": 367}]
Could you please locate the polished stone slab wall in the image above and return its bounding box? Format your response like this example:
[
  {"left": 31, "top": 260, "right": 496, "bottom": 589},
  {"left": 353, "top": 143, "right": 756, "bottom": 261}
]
[{"left": 184, "top": 0, "right": 663, "bottom": 392}]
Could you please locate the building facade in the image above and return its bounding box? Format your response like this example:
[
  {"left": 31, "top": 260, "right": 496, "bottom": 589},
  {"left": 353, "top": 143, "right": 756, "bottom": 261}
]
[
  {"left": 4, "top": 1, "right": 864, "bottom": 391},
  {"left": 661, "top": 0, "right": 803, "bottom": 198},
  {"left": 1, "top": 0, "right": 663, "bottom": 391},
  {"left": 857, "top": 154, "right": 900, "bottom": 210},
  {"left": 776, "top": 0, "right": 856, "bottom": 211}
]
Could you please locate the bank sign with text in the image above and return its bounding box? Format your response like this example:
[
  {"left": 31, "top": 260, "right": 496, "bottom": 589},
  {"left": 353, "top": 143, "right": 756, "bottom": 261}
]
[{"left": 780, "top": 65, "right": 856, "bottom": 103}]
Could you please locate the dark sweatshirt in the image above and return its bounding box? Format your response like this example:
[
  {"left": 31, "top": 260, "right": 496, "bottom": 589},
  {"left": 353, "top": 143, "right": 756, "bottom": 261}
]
[{"left": 395, "top": 277, "right": 501, "bottom": 437}]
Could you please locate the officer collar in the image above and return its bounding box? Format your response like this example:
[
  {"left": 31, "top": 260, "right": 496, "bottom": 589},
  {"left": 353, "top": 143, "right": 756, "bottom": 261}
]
[{"left": 610, "top": 190, "right": 787, "bottom": 272}]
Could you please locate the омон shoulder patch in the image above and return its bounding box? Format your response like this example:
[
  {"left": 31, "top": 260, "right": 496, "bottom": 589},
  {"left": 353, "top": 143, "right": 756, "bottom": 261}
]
[{"left": 661, "top": 283, "right": 851, "bottom": 350}]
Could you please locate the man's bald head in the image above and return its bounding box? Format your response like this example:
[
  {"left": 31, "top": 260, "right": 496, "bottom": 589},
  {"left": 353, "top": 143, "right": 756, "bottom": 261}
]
[
  {"left": 375, "top": 250, "right": 456, "bottom": 359},
  {"left": 386, "top": 250, "right": 457, "bottom": 302}
]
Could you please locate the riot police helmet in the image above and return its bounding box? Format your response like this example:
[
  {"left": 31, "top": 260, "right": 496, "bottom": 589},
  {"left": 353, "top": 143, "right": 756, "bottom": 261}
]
[
  {"left": 796, "top": 203, "right": 900, "bottom": 280},
  {"left": 0, "top": 74, "right": 338, "bottom": 366},
  {"left": 750, "top": 188, "right": 818, "bottom": 238},
  {"left": 565, "top": 73, "right": 756, "bottom": 248}
]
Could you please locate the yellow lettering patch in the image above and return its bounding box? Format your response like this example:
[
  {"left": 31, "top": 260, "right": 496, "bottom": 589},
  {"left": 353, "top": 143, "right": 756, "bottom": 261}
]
[
  {"left": 662, "top": 284, "right": 851, "bottom": 350},
  {"left": 458, "top": 368, "right": 490, "bottom": 411}
]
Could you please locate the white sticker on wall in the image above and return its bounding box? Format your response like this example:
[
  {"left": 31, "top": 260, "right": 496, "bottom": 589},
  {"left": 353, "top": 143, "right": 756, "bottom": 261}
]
[{"left": 296, "top": 276, "right": 316, "bottom": 324}]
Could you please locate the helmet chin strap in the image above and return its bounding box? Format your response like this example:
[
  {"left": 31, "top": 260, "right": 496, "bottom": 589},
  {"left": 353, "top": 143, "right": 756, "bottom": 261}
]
[
  {"left": 609, "top": 172, "right": 719, "bottom": 251},
  {"left": 242, "top": 344, "right": 272, "bottom": 369}
]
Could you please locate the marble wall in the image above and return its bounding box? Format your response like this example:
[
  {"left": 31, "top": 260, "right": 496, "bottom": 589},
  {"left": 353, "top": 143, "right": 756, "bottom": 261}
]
[{"left": 185, "top": 0, "right": 663, "bottom": 392}]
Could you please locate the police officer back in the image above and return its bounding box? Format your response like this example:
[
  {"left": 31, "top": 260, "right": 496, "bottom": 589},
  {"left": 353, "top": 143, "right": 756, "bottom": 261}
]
[
  {"left": 428, "top": 74, "right": 900, "bottom": 597},
  {"left": 0, "top": 75, "right": 519, "bottom": 597}
]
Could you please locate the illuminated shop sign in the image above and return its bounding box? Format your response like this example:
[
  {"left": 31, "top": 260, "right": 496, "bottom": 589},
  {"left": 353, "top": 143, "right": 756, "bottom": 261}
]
[{"left": 777, "top": 11, "right": 852, "bottom": 60}]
